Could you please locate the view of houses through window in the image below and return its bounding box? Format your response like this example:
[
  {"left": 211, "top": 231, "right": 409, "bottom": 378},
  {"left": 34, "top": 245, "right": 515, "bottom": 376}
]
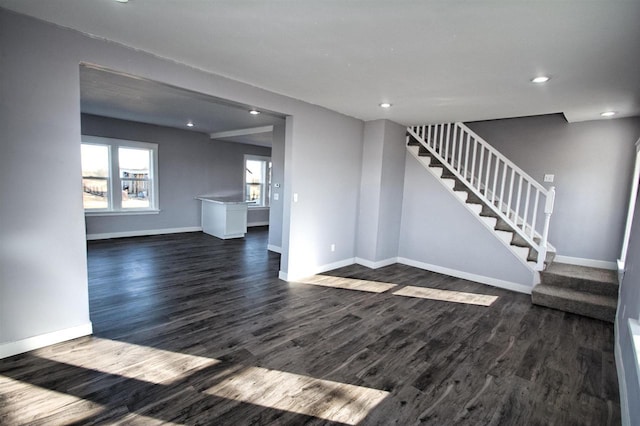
[
  {"left": 245, "top": 155, "right": 272, "bottom": 207},
  {"left": 81, "top": 136, "right": 158, "bottom": 212}
]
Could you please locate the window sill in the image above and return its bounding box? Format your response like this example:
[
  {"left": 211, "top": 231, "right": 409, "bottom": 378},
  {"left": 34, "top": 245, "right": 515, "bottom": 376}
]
[
  {"left": 629, "top": 318, "right": 640, "bottom": 390},
  {"left": 85, "top": 209, "right": 161, "bottom": 217}
]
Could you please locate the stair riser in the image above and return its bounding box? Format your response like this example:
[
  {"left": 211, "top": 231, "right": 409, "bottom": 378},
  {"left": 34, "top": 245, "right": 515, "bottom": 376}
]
[
  {"left": 531, "top": 292, "right": 615, "bottom": 323},
  {"left": 539, "top": 274, "right": 619, "bottom": 297}
]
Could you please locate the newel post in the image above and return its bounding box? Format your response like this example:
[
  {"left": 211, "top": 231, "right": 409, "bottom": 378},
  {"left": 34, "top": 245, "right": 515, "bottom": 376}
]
[{"left": 537, "top": 186, "right": 556, "bottom": 269}]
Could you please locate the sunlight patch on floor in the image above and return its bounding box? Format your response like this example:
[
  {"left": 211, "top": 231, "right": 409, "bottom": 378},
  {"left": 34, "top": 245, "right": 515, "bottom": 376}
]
[
  {"left": 393, "top": 286, "right": 498, "bottom": 306},
  {"left": 299, "top": 275, "right": 397, "bottom": 293},
  {"left": 29, "top": 337, "right": 388, "bottom": 424},
  {"left": 0, "top": 376, "right": 107, "bottom": 424},
  {"left": 203, "top": 365, "right": 389, "bottom": 425},
  {"left": 35, "top": 337, "right": 219, "bottom": 385}
]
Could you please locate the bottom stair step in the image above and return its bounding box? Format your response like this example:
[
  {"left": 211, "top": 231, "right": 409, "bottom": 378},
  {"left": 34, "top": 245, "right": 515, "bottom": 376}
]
[{"left": 531, "top": 284, "right": 616, "bottom": 323}]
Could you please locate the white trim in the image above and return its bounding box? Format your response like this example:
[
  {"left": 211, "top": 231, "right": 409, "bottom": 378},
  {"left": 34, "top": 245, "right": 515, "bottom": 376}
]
[
  {"left": 355, "top": 257, "right": 397, "bottom": 269},
  {"left": 0, "top": 322, "right": 93, "bottom": 359},
  {"left": 397, "top": 257, "right": 533, "bottom": 294},
  {"left": 278, "top": 270, "right": 289, "bottom": 281},
  {"left": 82, "top": 135, "right": 160, "bottom": 213},
  {"left": 628, "top": 318, "right": 640, "bottom": 409},
  {"left": 554, "top": 255, "right": 617, "bottom": 270},
  {"left": 620, "top": 144, "right": 640, "bottom": 266},
  {"left": 618, "top": 259, "right": 626, "bottom": 285},
  {"left": 268, "top": 244, "right": 282, "bottom": 253},
  {"left": 87, "top": 226, "right": 202, "bottom": 240},
  {"left": 210, "top": 125, "right": 274, "bottom": 140},
  {"left": 248, "top": 221, "right": 270, "bottom": 227},
  {"left": 85, "top": 209, "right": 161, "bottom": 217},
  {"left": 616, "top": 320, "right": 631, "bottom": 426}
]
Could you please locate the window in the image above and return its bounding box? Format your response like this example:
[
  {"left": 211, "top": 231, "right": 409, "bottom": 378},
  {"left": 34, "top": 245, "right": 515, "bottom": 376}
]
[
  {"left": 244, "top": 155, "right": 271, "bottom": 207},
  {"left": 81, "top": 136, "right": 159, "bottom": 214}
]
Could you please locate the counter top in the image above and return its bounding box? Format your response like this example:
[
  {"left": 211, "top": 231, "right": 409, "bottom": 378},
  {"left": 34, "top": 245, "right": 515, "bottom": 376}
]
[{"left": 196, "top": 196, "right": 250, "bottom": 205}]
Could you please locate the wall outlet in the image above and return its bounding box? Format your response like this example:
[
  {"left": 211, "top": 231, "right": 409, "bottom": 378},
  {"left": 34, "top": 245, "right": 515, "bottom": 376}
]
[
  {"left": 544, "top": 174, "right": 555, "bottom": 183},
  {"left": 330, "top": 244, "right": 335, "bottom": 252}
]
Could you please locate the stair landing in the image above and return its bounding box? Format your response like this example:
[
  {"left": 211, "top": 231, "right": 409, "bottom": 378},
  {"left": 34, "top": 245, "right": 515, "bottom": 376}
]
[{"left": 532, "top": 263, "right": 618, "bottom": 322}]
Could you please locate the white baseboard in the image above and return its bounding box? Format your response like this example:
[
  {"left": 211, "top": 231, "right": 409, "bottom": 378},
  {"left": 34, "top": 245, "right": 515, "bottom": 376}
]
[
  {"left": 248, "top": 221, "right": 269, "bottom": 227},
  {"left": 87, "top": 226, "right": 202, "bottom": 240},
  {"left": 0, "top": 322, "right": 93, "bottom": 359},
  {"left": 267, "top": 244, "right": 282, "bottom": 253},
  {"left": 554, "top": 255, "right": 617, "bottom": 270},
  {"left": 397, "top": 257, "right": 533, "bottom": 294},
  {"left": 615, "top": 320, "right": 631, "bottom": 426},
  {"left": 355, "top": 257, "right": 397, "bottom": 269},
  {"left": 279, "top": 258, "right": 356, "bottom": 282}
]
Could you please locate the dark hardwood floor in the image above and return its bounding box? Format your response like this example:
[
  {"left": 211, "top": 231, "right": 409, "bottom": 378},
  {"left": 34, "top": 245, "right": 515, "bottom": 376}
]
[{"left": 0, "top": 227, "right": 619, "bottom": 425}]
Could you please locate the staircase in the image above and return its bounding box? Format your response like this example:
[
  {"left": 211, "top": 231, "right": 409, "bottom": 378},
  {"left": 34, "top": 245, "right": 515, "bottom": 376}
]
[
  {"left": 533, "top": 263, "right": 618, "bottom": 322},
  {"left": 406, "top": 122, "right": 619, "bottom": 322},
  {"left": 406, "top": 123, "right": 557, "bottom": 271}
]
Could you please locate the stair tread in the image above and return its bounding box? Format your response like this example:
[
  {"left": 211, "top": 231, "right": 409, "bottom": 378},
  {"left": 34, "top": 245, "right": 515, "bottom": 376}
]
[{"left": 542, "top": 262, "right": 618, "bottom": 285}]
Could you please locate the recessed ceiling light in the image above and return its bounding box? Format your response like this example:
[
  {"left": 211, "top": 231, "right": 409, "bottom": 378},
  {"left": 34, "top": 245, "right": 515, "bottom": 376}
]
[
  {"left": 249, "top": 110, "right": 260, "bottom": 115},
  {"left": 601, "top": 111, "right": 617, "bottom": 117},
  {"left": 115, "top": 0, "right": 129, "bottom": 3},
  {"left": 186, "top": 121, "right": 194, "bottom": 127},
  {"left": 379, "top": 103, "right": 392, "bottom": 108},
  {"left": 531, "top": 76, "right": 550, "bottom": 84}
]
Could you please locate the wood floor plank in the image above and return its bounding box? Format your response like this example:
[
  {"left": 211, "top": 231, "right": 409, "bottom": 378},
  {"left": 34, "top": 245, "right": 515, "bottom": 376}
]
[{"left": 0, "top": 228, "right": 620, "bottom": 425}]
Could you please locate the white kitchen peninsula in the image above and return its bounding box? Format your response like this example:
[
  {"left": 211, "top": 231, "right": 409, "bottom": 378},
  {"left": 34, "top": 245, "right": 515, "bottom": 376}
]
[{"left": 196, "top": 196, "right": 249, "bottom": 239}]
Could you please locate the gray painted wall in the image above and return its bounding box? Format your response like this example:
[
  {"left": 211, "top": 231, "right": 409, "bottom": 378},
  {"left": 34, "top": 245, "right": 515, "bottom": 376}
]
[
  {"left": 399, "top": 152, "right": 535, "bottom": 287},
  {"left": 357, "top": 121, "right": 385, "bottom": 261},
  {"left": 1, "top": 11, "right": 91, "bottom": 344},
  {"left": 268, "top": 123, "right": 286, "bottom": 250},
  {"left": 82, "top": 114, "right": 271, "bottom": 236},
  {"left": 356, "top": 120, "right": 406, "bottom": 263},
  {"left": 0, "top": 9, "right": 364, "bottom": 351},
  {"left": 377, "top": 121, "right": 407, "bottom": 261},
  {"left": 467, "top": 114, "right": 640, "bottom": 262},
  {"left": 616, "top": 186, "right": 640, "bottom": 424},
  {"left": 282, "top": 109, "right": 364, "bottom": 279}
]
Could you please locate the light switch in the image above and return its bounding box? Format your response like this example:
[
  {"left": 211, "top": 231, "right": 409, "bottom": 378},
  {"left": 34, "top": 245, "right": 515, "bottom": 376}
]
[
  {"left": 273, "top": 193, "right": 279, "bottom": 201},
  {"left": 293, "top": 193, "right": 298, "bottom": 203},
  {"left": 544, "top": 174, "right": 555, "bottom": 183}
]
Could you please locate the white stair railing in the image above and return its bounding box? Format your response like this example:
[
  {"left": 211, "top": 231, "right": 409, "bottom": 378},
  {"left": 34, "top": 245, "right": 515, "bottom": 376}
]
[{"left": 407, "top": 122, "right": 556, "bottom": 270}]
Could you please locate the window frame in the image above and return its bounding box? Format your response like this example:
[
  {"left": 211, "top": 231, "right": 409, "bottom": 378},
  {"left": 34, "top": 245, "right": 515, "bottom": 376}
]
[
  {"left": 81, "top": 135, "right": 159, "bottom": 215},
  {"left": 244, "top": 154, "right": 272, "bottom": 208}
]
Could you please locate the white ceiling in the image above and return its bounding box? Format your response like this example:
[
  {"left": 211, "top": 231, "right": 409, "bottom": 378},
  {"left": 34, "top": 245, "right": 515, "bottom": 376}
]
[
  {"left": 2, "top": 0, "right": 640, "bottom": 124},
  {"left": 81, "top": 65, "right": 283, "bottom": 147}
]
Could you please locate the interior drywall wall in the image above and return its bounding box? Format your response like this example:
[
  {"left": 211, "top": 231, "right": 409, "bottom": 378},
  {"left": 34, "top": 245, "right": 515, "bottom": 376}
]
[
  {"left": 82, "top": 114, "right": 271, "bottom": 236},
  {"left": 0, "top": 9, "right": 364, "bottom": 354},
  {"left": 282, "top": 109, "right": 364, "bottom": 280},
  {"left": 356, "top": 120, "right": 406, "bottom": 264},
  {"left": 398, "top": 152, "right": 535, "bottom": 288},
  {"left": 376, "top": 120, "right": 407, "bottom": 261},
  {"left": 268, "top": 123, "right": 286, "bottom": 250},
  {"left": 616, "top": 189, "right": 640, "bottom": 424},
  {"left": 466, "top": 114, "right": 640, "bottom": 263},
  {"left": 0, "top": 10, "right": 92, "bottom": 347},
  {"left": 356, "top": 120, "right": 385, "bottom": 261}
]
